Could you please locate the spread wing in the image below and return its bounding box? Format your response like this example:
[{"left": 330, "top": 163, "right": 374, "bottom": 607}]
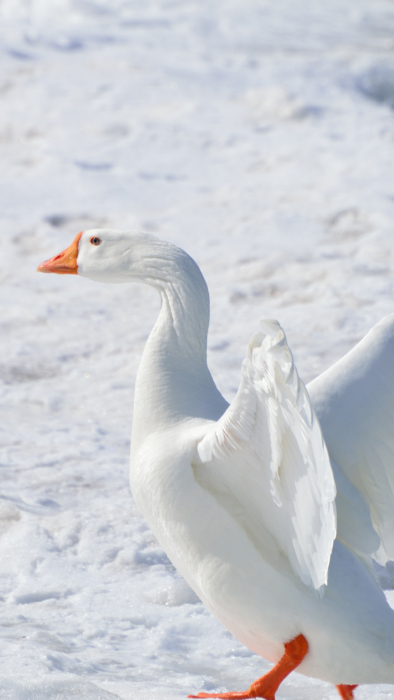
[
  {"left": 330, "top": 458, "right": 380, "bottom": 559},
  {"left": 308, "top": 314, "right": 394, "bottom": 564},
  {"left": 196, "top": 320, "right": 336, "bottom": 591}
]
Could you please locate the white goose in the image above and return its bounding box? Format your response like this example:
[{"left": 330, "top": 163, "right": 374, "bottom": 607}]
[{"left": 38, "top": 230, "right": 394, "bottom": 700}]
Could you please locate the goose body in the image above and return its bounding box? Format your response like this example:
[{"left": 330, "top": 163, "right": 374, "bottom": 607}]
[{"left": 38, "top": 230, "right": 394, "bottom": 696}]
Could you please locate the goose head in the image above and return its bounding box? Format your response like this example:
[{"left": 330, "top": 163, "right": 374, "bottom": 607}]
[{"left": 37, "top": 229, "right": 197, "bottom": 286}]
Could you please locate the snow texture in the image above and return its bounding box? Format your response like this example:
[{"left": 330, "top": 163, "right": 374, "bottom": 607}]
[{"left": 1, "top": 0, "right": 394, "bottom": 698}]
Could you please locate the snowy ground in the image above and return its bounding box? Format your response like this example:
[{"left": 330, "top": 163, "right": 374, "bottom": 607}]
[{"left": 2, "top": 0, "right": 394, "bottom": 698}]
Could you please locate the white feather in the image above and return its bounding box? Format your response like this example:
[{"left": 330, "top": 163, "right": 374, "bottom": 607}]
[
  {"left": 197, "top": 319, "right": 336, "bottom": 591},
  {"left": 309, "top": 314, "right": 394, "bottom": 564}
]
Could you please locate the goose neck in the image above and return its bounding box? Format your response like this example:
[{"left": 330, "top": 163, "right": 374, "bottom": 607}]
[{"left": 131, "top": 257, "right": 220, "bottom": 441}]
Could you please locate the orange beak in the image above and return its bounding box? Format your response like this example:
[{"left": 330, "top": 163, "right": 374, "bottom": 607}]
[{"left": 37, "top": 232, "right": 82, "bottom": 275}]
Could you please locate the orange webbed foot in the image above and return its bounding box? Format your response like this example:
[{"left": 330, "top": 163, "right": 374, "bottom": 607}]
[
  {"left": 187, "top": 692, "right": 259, "bottom": 699},
  {"left": 336, "top": 685, "right": 358, "bottom": 700},
  {"left": 187, "top": 689, "right": 274, "bottom": 699},
  {"left": 187, "top": 634, "right": 308, "bottom": 700}
]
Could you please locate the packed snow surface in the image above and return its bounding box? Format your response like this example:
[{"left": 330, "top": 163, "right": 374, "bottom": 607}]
[{"left": 2, "top": 0, "right": 394, "bottom": 698}]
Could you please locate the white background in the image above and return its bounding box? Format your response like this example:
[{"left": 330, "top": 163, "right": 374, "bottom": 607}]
[{"left": 1, "top": 1, "right": 394, "bottom": 698}]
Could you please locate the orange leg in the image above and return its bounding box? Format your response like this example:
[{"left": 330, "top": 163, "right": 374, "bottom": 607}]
[
  {"left": 336, "top": 685, "right": 358, "bottom": 700},
  {"left": 187, "top": 633, "right": 308, "bottom": 700}
]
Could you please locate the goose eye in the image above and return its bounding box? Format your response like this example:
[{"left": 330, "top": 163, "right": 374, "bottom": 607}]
[{"left": 90, "top": 237, "right": 101, "bottom": 246}]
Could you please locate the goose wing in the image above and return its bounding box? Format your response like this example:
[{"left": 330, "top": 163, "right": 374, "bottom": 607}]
[
  {"left": 308, "top": 314, "right": 394, "bottom": 564},
  {"left": 196, "top": 320, "right": 336, "bottom": 591}
]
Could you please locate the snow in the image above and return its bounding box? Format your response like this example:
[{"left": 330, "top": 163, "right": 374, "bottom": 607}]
[{"left": 1, "top": 0, "right": 394, "bottom": 698}]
